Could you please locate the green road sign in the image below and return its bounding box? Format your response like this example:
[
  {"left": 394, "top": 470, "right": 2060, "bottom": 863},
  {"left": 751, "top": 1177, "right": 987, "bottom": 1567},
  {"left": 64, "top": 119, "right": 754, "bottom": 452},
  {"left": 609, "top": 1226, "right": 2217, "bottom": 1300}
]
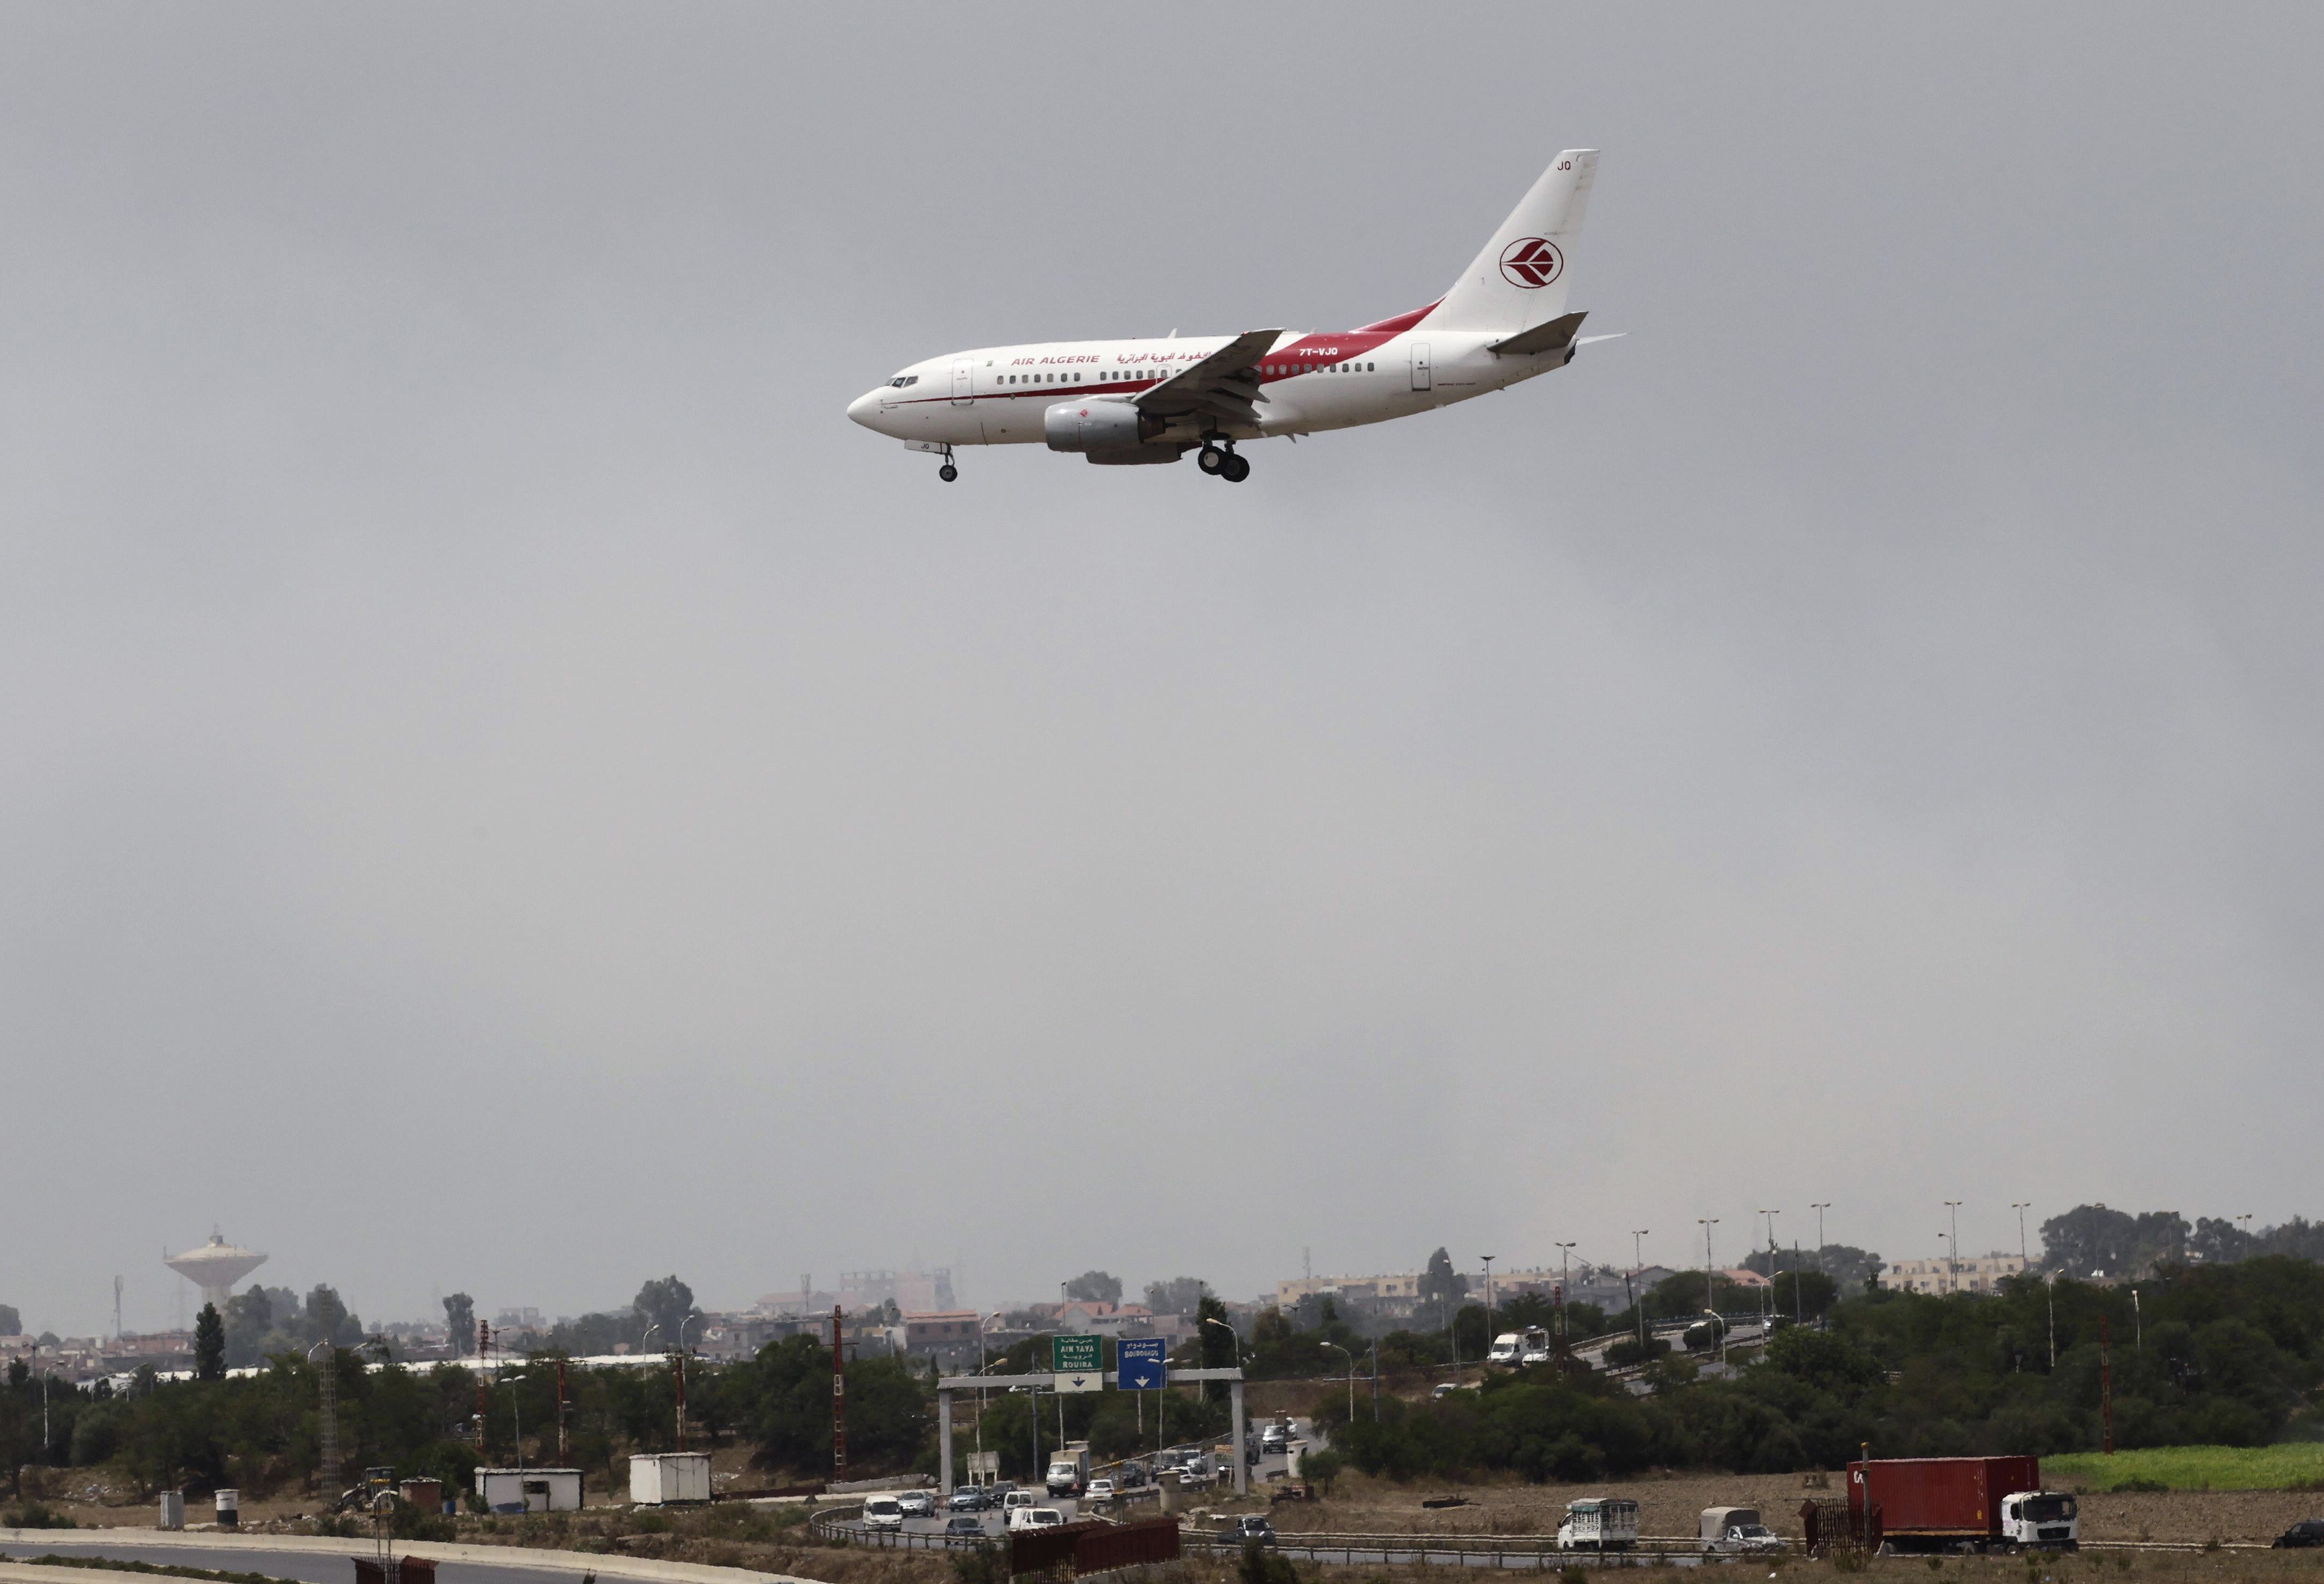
[{"left": 1051, "top": 1334, "right": 1101, "bottom": 1378}]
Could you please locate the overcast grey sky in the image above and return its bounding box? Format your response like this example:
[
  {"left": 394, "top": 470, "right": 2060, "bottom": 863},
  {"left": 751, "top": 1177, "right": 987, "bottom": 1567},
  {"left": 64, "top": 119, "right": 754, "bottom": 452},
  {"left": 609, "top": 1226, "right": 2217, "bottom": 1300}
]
[{"left": 5, "top": 5, "right": 2321, "bottom": 1338}]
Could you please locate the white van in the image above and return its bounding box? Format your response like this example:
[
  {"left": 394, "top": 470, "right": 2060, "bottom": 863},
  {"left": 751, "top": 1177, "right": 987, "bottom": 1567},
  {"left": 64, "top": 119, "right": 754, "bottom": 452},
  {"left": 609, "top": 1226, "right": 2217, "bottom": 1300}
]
[
  {"left": 1007, "top": 1506, "right": 1066, "bottom": 1532},
  {"left": 1002, "top": 1489, "right": 1038, "bottom": 1514},
  {"left": 863, "top": 1496, "right": 905, "bottom": 1531}
]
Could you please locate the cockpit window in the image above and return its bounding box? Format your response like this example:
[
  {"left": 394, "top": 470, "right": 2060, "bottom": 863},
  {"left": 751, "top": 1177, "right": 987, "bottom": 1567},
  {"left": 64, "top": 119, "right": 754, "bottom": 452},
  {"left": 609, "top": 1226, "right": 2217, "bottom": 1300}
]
[{"left": 888, "top": 375, "right": 919, "bottom": 387}]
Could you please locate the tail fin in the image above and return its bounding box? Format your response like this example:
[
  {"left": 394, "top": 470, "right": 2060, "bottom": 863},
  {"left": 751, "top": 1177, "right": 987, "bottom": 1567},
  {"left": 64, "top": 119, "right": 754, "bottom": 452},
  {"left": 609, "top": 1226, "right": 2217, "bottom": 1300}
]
[{"left": 1434, "top": 150, "right": 1598, "bottom": 332}]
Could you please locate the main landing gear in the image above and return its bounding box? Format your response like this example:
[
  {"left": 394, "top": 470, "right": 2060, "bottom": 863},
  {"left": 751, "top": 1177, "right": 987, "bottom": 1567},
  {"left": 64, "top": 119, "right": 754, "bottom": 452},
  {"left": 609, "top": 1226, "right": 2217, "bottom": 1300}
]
[{"left": 1198, "top": 442, "right": 1250, "bottom": 483}]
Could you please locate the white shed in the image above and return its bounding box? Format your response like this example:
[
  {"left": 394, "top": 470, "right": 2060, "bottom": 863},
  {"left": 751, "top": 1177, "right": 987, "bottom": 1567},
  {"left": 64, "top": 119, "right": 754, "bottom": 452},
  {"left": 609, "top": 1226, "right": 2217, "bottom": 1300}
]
[
  {"left": 473, "top": 1466, "right": 584, "bottom": 1513},
  {"left": 629, "top": 1451, "right": 712, "bottom": 1505}
]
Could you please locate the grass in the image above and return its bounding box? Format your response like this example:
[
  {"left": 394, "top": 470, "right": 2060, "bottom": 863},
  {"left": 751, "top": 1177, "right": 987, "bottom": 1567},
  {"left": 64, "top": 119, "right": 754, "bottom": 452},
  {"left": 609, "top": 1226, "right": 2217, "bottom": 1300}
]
[{"left": 2047, "top": 1443, "right": 2324, "bottom": 1491}]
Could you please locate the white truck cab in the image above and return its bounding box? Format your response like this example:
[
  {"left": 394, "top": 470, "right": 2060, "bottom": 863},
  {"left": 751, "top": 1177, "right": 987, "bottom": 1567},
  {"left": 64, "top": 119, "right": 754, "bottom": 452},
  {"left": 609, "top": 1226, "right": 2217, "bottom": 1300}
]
[
  {"left": 1999, "top": 1492, "right": 2080, "bottom": 1551},
  {"left": 1702, "top": 1507, "right": 1784, "bottom": 1554}
]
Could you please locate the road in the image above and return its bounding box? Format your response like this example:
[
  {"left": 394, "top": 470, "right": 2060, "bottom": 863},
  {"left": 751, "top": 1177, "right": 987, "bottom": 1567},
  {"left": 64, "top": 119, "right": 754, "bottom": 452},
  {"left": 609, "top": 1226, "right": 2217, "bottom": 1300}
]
[{"left": 0, "top": 1534, "right": 803, "bottom": 1584}]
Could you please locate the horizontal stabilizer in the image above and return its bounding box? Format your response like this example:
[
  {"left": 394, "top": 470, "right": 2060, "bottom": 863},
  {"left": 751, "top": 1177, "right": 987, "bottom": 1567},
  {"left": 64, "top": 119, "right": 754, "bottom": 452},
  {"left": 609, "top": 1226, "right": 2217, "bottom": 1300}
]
[{"left": 1487, "top": 310, "right": 1588, "bottom": 357}]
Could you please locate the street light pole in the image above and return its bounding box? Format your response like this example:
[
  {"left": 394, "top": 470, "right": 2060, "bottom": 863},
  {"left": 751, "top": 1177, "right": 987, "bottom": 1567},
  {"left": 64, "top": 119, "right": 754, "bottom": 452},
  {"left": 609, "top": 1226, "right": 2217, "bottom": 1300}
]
[
  {"left": 1698, "top": 1219, "right": 1720, "bottom": 1364},
  {"left": 1323, "top": 1341, "right": 1355, "bottom": 1424},
  {"left": 1554, "top": 1243, "right": 1576, "bottom": 1361},
  {"left": 1944, "top": 1201, "right": 1963, "bottom": 1294},
  {"left": 1478, "top": 1255, "right": 1495, "bottom": 1373},
  {"left": 1630, "top": 1231, "right": 1649, "bottom": 1350},
  {"left": 1757, "top": 1211, "right": 1780, "bottom": 1328},
  {"left": 1810, "top": 1203, "right": 1830, "bottom": 1273}
]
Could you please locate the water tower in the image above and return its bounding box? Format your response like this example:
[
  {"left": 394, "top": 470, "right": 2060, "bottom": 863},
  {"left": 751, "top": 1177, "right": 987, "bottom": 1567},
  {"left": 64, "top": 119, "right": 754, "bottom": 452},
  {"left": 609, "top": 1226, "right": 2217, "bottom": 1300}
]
[{"left": 165, "top": 1233, "right": 268, "bottom": 1314}]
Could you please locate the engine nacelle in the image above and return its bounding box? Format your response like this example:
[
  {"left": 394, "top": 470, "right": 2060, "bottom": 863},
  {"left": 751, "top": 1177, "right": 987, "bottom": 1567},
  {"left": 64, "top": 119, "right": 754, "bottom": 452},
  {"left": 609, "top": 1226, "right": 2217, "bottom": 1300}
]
[{"left": 1044, "top": 398, "right": 1164, "bottom": 453}]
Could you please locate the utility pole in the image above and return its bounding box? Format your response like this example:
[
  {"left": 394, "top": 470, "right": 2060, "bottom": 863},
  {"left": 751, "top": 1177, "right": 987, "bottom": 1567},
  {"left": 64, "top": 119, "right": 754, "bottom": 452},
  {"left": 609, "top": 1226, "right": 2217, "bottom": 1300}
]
[
  {"left": 1810, "top": 1203, "right": 1831, "bottom": 1273},
  {"left": 2012, "top": 1202, "right": 2032, "bottom": 1267},
  {"left": 2046, "top": 1274, "right": 2057, "bottom": 1370},
  {"left": 556, "top": 1357, "right": 569, "bottom": 1462},
  {"left": 1699, "top": 1218, "right": 1720, "bottom": 1365},
  {"left": 1944, "top": 1201, "right": 1963, "bottom": 1294},
  {"left": 1554, "top": 1243, "right": 1576, "bottom": 1361},
  {"left": 114, "top": 1276, "right": 124, "bottom": 1342},
  {"left": 831, "top": 1306, "right": 847, "bottom": 1482},
  {"left": 1758, "top": 1211, "right": 1780, "bottom": 1328},
  {"left": 1478, "top": 1255, "right": 1495, "bottom": 1371}
]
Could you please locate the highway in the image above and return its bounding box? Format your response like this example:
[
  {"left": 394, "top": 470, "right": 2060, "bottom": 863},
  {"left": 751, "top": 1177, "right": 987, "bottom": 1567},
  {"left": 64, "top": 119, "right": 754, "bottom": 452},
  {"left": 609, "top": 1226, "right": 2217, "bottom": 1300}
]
[{"left": 0, "top": 1533, "right": 807, "bottom": 1584}]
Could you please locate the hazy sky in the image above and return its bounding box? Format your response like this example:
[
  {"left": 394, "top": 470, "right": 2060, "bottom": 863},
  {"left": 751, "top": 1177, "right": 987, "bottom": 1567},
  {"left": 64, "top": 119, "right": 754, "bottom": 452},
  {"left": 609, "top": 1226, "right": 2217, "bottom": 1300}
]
[{"left": 5, "top": 5, "right": 2321, "bottom": 1338}]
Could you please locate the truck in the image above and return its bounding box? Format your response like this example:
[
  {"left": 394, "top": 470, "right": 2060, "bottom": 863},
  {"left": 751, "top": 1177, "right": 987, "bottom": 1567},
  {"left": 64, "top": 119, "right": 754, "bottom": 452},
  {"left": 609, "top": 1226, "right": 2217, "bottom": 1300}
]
[
  {"left": 1556, "top": 1497, "right": 1639, "bottom": 1552},
  {"left": 1847, "top": 1456, "right": 2079, "bottom": 1553},
  {"left": 1701, "top": 1507, "right": 1784, "bottom": 1554},
  {"left": 1487, "top": 1327, "right": 1551, "bottom": 1366},
  {"left": 1045, "top": 1442, "right": 1091, "bottom": 1497}
]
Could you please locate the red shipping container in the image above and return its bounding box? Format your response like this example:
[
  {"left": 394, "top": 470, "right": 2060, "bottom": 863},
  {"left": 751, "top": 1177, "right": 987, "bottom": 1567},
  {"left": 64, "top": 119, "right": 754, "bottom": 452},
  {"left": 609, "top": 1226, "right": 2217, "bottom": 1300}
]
[{"left": 1848, "top": 1456, "right": 2041, "bottom": 1541}]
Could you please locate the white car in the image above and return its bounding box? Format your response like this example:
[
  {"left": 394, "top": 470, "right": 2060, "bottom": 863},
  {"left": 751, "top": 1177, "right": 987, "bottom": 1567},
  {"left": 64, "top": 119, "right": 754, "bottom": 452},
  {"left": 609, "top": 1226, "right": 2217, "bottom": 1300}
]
[
  {"left": 1713, "top": 1524, "right": 1785, "bottom": 1555},
  {"left": 862, "top": 1497, "right": 905, "bottom": 1531},
  {"left": 1086, "top": 1478, "right": 1117, "bottom": 1502},
  {"left": 1007, "top": 1506, "right": 1066, "bottom": 1532}
]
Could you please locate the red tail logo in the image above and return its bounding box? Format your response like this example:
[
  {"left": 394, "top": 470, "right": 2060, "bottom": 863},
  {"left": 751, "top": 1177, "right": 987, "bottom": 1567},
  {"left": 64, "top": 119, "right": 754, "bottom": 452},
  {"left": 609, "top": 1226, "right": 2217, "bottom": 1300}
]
[{"left": 1498, "top": 238, "right": 1564, "bottom": 289}]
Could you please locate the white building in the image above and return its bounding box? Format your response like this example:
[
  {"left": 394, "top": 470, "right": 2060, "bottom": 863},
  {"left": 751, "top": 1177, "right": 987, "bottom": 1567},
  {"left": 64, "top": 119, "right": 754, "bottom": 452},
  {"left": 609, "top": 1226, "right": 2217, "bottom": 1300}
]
[{"left": 1888, "top": 1253, "right": 2027, "bottom": 1295}]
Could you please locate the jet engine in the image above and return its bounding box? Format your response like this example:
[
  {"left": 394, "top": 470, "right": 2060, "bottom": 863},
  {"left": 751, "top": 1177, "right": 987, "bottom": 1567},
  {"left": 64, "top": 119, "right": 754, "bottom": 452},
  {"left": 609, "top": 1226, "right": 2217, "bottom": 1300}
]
[{"left": 1044, "top": 398, "right": 1164, "bottom": 453}]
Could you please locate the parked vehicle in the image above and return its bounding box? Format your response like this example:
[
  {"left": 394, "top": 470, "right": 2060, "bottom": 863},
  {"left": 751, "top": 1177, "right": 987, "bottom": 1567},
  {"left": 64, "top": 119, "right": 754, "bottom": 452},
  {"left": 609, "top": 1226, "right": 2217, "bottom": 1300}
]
[
  {"left": 2272, "top": 1521, "right": 2324, "bottom": 1549},
  {"left": 863, "top": 1497, "right": 905, "bottom": 1532},
  {"left": 1007, "top": 1506, "right": 1066, "bottom": 1532},
  {"left": 1849, "top": 1456, "right": 2078, "bottom": 1553},
  {"left": 945, "top": 1516, "right": 985, "bottom": 1537},
  {"left": 1430, "top": 1382, "right": 1459, "bottom": 1400},
  {"left": 898, "top": 1490, "right": 936, "bottom": 1518},
  {"left": 1557, "top": 1497, "right": 1639, "bottom": 1552},
  {"left": 1487, "top": 1327, "right": 1550, "bottom": 1367},
  {"left": 1046, "top": 1442, "right": 1091, "bottom": 1497}
]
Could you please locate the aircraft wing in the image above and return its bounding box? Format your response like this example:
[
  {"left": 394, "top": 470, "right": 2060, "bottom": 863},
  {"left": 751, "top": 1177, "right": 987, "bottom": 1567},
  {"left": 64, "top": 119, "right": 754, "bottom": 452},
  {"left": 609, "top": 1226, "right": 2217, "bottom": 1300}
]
[{"left": 1135, "top": 329, "right": 1282, "bottom": 430}]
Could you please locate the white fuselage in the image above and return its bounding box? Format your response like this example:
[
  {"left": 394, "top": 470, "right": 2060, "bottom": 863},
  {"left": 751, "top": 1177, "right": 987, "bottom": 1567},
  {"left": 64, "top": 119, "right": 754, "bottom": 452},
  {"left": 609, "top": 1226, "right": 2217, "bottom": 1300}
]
[{"left": 847, "top": 321, "right": 1555, "bottom": 450}]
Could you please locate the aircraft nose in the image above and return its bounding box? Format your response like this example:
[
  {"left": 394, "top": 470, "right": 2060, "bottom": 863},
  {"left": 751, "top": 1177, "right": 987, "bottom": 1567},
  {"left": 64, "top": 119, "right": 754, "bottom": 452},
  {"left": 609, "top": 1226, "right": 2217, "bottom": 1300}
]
[{"left": 847, "top": 389, "right": 884, "bottom": 428}]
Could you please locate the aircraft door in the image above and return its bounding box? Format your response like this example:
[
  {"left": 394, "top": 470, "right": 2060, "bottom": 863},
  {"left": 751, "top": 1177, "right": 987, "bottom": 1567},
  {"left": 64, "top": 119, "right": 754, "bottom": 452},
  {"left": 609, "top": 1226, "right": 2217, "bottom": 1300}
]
[
  {"left": 953, "top": 361, "right": 974, "bottom": 405},
  {"left": 1410, "top": 342, "right": 1432, "bottom": 391}
]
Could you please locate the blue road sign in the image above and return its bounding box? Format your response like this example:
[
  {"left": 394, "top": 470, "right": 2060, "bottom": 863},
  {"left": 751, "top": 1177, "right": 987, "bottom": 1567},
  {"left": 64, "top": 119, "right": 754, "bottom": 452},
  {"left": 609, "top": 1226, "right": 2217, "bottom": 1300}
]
[{"left": 1117, "top": 1336, "right": 1168, "bottom": 1391}]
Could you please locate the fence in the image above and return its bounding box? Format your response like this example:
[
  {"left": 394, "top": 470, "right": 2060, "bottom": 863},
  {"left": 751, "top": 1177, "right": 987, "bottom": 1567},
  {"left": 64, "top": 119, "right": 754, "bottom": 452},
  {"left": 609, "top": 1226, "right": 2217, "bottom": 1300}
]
[
  {"left": 1012, "top": 1518, "right": 1181, "bottom": 1579},
  {"left": 353, "top": 1561, "right": 436, "bottom": 1584}
]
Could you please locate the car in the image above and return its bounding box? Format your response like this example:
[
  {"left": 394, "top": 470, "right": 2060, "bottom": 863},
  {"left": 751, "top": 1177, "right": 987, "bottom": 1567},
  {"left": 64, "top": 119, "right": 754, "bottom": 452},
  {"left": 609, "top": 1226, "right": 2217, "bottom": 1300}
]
[
  {"left": 1118, "top": 1461, "right": 1150, "bottom": 1489},
  {"left": 862, "top": 1496, "right": 905, "bottom": 1532},
  {"left": 1431, "top": 1383, "right": 1459, "bottom": 1400},
  {"left": 1002, "top": 1489, "right": 1038, "bottom": 1514},
  {"left": 1710, "top": 1524, "right": 1785, "bottom": 1556},
  {"left": 945, "top": 1516, "right": 986, "bottom": 1538},
  {"left": 948, "top": 1486, "right": 991, "bottom": 1512},
  {"left": 898, "top": 1490, "right": 936, "bottom": 1518},
  {"left": 1007, "top": 1506, "right": 1066, "bottom": 1532},
  {"left": 1232, "top": 1516, "right": 1278, "bottom": 1547},
  {"left": 1260, "top": 1423, "right": 1290, "bottom": 1452},
  {"left": 1086, "top": 1478, "right": 1118, "bottom": 1503},
  {"left": 2274, "top": 1521, "right": 2324, "bottom": 1549}
]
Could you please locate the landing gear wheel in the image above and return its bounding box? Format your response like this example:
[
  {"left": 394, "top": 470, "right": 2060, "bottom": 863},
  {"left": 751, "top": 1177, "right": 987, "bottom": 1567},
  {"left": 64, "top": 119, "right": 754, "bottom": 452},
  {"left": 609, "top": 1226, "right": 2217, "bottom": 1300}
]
[
  {"left": 1221, "top": 452, "right": 1251, "bottom": 483},
  {"left": 1197, "top": 444, "right": 1226, "bottom": 475},
  {"left": 938, "top": 463, "right": 958, "bottom": 482}
]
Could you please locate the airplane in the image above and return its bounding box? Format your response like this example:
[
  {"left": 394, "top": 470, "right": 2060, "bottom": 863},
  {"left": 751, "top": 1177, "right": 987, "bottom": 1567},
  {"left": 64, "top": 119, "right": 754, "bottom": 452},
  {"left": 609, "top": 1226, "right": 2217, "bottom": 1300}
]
[{"left": 847, "top": 150, "right": 1616, "bottom": 483}]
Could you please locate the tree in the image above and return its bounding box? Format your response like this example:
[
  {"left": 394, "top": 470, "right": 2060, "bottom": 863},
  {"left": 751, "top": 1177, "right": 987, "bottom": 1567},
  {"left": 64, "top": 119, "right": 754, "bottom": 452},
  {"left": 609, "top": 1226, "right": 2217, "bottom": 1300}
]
[
  {"left": 1417, "top": 1248, "right": 1469, "bottom": 1326},
  {"left": 1143, "top": 1277, "right": 1211, "bottom": 1317},
  {"left": 194, "top": 1304, "right": 226, "bottom": 1379},
  {"left": 633, "top": 1276, "right": 697, "bottom": 1346},
  {"left": 305, "top": 1284, "right": 355, "bottom": 1347},
  {"left": 1062, "top": 1271, "right": 1121, "bottom": 1304},
  {"left": 2040, "top": 1205, "right": 2189, "bottom": 1278},
  {"left": 0, "top": 1306, "right": 19, "bottom": 1338},
  {"left": 443, "top": 1294, "right": 475, "bottom": 1355}
]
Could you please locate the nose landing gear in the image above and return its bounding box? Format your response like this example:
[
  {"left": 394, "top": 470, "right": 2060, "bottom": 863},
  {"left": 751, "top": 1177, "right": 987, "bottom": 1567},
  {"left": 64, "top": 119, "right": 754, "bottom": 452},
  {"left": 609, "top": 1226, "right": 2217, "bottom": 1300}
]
[
  {"left": 932, "top": 444, "right": 958, "bottom": 483},
  {"left": 1198, "top": 442, "right": 1251, "bottom": 483}
]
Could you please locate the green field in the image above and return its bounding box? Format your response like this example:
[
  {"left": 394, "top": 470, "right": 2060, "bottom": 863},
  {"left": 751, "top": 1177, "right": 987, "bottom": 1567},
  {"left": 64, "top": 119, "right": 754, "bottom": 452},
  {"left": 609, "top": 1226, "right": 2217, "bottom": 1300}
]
[{"left": 2047, "top": 1443, "right": 2324, "bottom": 1490}]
